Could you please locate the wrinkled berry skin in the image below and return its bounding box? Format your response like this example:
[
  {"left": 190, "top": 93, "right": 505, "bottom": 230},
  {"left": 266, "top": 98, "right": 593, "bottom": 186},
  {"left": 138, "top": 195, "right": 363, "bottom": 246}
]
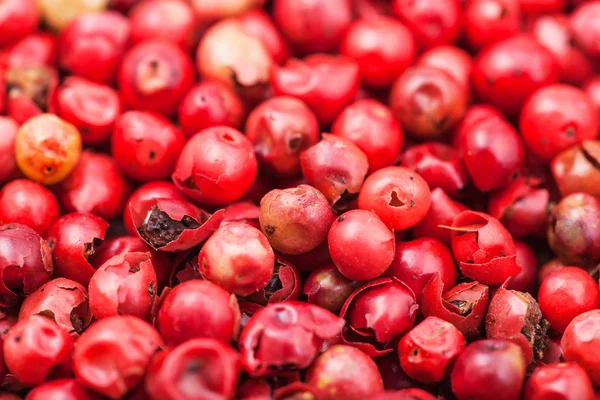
[
  {"left": 46, "top": 213, "right": 109, "bottom": 287},
  {"left": 539, "top": 267, "right": 599, "bottom": 333},
  {"left": 0, "top": 0, "right": 40, "bottom": 45},
  {"left": 520, "top": 84, "right": 598, "bottom": 163},
  {"left": 390, "top": 66, "right": 467, "bottom": 140},
  {"left": 329, "top": 210, "right": 395, "bottom": 281},
  {"left": 246, "top": 96, "right": 320, "bottom": 178},
  {"left": 0, "top": 179, "right": 59, "bottom": 236},
  {"left": 74, "top": 316, "right": 164, "bottom": 399},
  {"left": 259, "top": 185, "right": 335, "bottom": 255},
  {"left": 0, "top": 223, "right": 53, "bottom": 296},
  {"left": 172, "top": 126, "right": 258, "bottom": 206},
  {"left": 4, "top": 315, "right": 73, "bottom": 385},
  {"left": 58, "top": 12, "right": 130, "bottom": 85},
  {"left": 547, "top": 192, "right": 600, "bottom": 267},
  {"left": 304, "top": 264, "right": 357, "bottom": 313},
  {"left": 386, "top": 238, "right": 457, "bottom": 304},
  {"left": 461, "top": 116, "right": 525, "bottom": 191},
  {"left": 56, "top": 151, "right": 130, "bottom": 220},
  {"left": 340, "top": 278, "right": 418, "bottom": 356},
  {"left": 89, "top": 252, "right": 157, "bottom": 321},
  {"left": 307, "top": 345, "right": 384, "bottom": 400},
  {"left": 145, "top": 339, "right": 240, "bottom": 400},
  {"left": 399, "top": 317, "right": 466, "bottom": 383},
  {"left": 19, "top": 277, "right": 91, "bottom": 338},
  {"left": 358, "top": 167, "right": 431, "bottom": 231},
  {"left": 421, "top": 274, "right": 489, "bottom": 338},
  {"left": 562, "top": 310, "right": 600, "bottom": 386},
  {"left": 552, "top": 140, "right": 600, "bottom": 198},
  {"left": 27, "top": 379, "right": 101, "bottom": 400},
  {"left": 413, "top": 188, "right": 468, "bottom": 245},
  {"left": 486, "top": 281, "right": 549, "bottom": 363},
  {"left": 447, "top": 211, "right": 520, "bottom": 285},
  {"left": 301, "top": 134, "right": 369, "bottom": 209},
  {"left": 178, "top": 81, "right": 245, "bottom": 139},
  {"left": 471, "top": 35, "right": 560, "bottom": 116},
  {"left": 525, "top": 362, "right": 594, "bottom": 400},
  {"left": 239, "top": 301, "right": 344, "bottom": 377},
  {"left": 158, "top": 280, "right": 240, "bottom": 347},
  {"left": 119, "top": 40, "right": 195, "bottom": 117},
  {"left": 199, "top": 223, "right": 274, "bottom": 296},
  {"left": 332, "top": 99, "right": 404, "bottom": 173},
  {"left": 112, "top": 111, "right": 185, "bottom": 182},
  {"left": 451, "top": 339, "right": 526, "bottom": 400}
]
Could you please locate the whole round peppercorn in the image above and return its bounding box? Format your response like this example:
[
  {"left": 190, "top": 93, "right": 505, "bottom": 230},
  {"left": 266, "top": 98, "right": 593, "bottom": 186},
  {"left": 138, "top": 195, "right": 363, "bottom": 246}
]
[
  {"left": 119, "top": 40, "right": 195, "bottom": 117},
  {"left": 0, "top": 117, "right": 19, "bottom": 184},
  {"left": 417, "top": 46, "right": 473, "bottom": 90},
  {"left": 452, "top": 104, "right": 504, "bottom": 151},
  {"left": 525, "top": 362, "right": 594, "bottom": 400},
  {"left": 399, "top": 317, "right": 466, "bottom": 383},
  {"left": 172, "top": 126, "right": 258, "bottom": 206},
  {"left": 73, "top": 316, "right": 163, "bottom": 399},
  {"left": 307, "top": 345, "right": 384, "bottom": 400},
  {"left": 521, "top": 84, "right": 598, "bottom": 163},
  {"left": 451, "top": 339, "right": 526, "bottom": 400},
  {"left": 465, "top": 0, "right": 521, "bottom": 50},
  {"left": 570, "top": 1, "right": 600, "bottom": 58},
  {"left": 145, "top": 339, "right": 241, "bottom": 400},
  {"left": 259, "top": 185, "right": 335, "bottom": 255},
  {"left": 390, "top": 65, "right": 468, "bottom": 140},
  {"left": 4, "top": 315, "right": 73, "bottom": 385},
  {"left": 386, "top": 238, "right": 457, "bottom": 304},
  {"left": 0, "top": 0, "right": 40, "bottom": 46},
  {"left": 58, "top": 11, "right": 129, "bottom": 84},
  {"left": 539, "top": 258, "right": 566, "bottom": 284},
  {"left": 112, "top": 111, "right": 185, "bottom": 182},
  {"left": 236, "top": 9, "right": 290, "bottom": 65},
  {"left": 245, "top": 96, "right": 320, "bottom": 178},
  {"left": 538, "top": 267, "right": 599, "bottom": 333},
  {"left": 471, "top": 35, "right": 560, "bottom": 116},
  {"left": 157, "top": 279, "right": 240, "bottom": 346},
  {"left": 547, "top": 192, "right": 600, "bottom": 267},
  {"left": 178, "top": 81, "right": 245, "bottom": 139},
  {"left": 340, "top": 17, "right": 417, "bottom": 88},
  {"left": 303, "top": 264, "right": 357, "bottom": 313},
  {"left": 332, "top": 99, "right": 404, "bottom": 173},
  {"left": 562, "top": 309, "right": 600, "bottom": 385},
  {"left": 552, "top": 140, "right": 600, "bottom": 198},
  {"left": 19, "top": 277, "right": 92, "bottom": 338},
  {"left": 15, "top": 114, "right": 82, "bottom": 185},
  {"left": 0, "top": 179, "right": 59, "bottom": 236},
  {"left": 329, "top": 210, "right": 395, "bottom": 281},
  {"left": 358, "top": 166, "right": 431, "bottom": 231},
  {"left": 199, "top": 223, "right": 274, "bottom": 296},
  {"left": 27, "top": 379, "right": 101, "bottom": 400}
]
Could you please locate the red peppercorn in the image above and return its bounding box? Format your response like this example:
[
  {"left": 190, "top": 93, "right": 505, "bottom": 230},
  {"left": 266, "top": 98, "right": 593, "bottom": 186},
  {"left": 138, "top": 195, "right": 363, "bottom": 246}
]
[
  {"left": 328, "top": 210, "right": 395, "bottom": 281},
  {"left": 158, "top": 279, "right": 240, "bottom": 346},
  {"left": 417, "top": 46, "right": 473, "bottom": 90},
  {"left": 471, "top": 35, "right": 560, "bottom": 116},
  {"left": 19, "top": 277, "right": 92, "bottom": 338},
  {"left": 508, "top": 241, "right": 538, "bottom": 294},
  {"left": 340, "top": 278, "right": 418, "bottom": 356},
  {"left": 73, "top": 316, "right": 164, "bottom": 399},
  {"left": 413, "top": 188, "right": 469, "bottom": 245},
  {"left": 552, "top": 140, "right": 600, "bottom": 197},
  {"left": 145, "top": 338, "right": 240, "bottom": 400},
  {"left": 584, "top": 77, "right": 600, "bottom": 129},
  {"left": 526, "top": 362, "right": 594, "bottom": 400},
  {"left": 1, "top": 33, "right": 57, "bottom": 68},
  {"left": 178, "top": 81, "right": 245, "bottom": 139},
  {"left": 236, "top": 9, "right": 290, "bottom": 64},
  {"left": 399, "top": 316, "right": 466, "bottom": 383},
  {"left": 58, "top": 11, "right": 130, "bottom": 85},
  {"left": 189, "top": 0, "right": 266, "bottom": 20},
  {"left": 46, "top": 213, "right": 108, "bottom": 286},
  {"left": 246, "top": 96, "right": 320, "bottom": 178},
  {"left": 451, "top": 339, "right": 527, "bottom": 400},
  {"left": 358, "top": 166, "right": 431, "bottom": 231},
  {"left": 307, "top": 345, "right": 384, "bottom": 400},
  {"left": 27, "top": 379, "right": 101, "bottom": 400},
  {"left": 521, "top": 84, "right": 598, "bottom": 163},
  {"left": 421, "top": 274, "right": 490, "bottom": 338},
  {"left": 539, "top": 258, "right": 566, "bottom": 285},
  {"left": 243, "top": 257, "right": 301, "bottom": 306},
  {"left": 239, "top": 301, "right": 344, "bottom": 377},
  {"left": 562, "top": 309, "right": 600, "bottom": 385},
  {"left": 0, "top": 117, "right": 18, "bottom": 184},
  {"left": 372, "top": 389, "right": 438, "bottom": 400},
  {"left": 332, "top": 99, "right": 404, "bottom": 173},
  {"left": 4, "top": 315, "right": 73, "bottom": 385},
  {"left": 465, "top": 0, "right": 521, "bottom": 50},
  {"left": 570, "top": 1, "right": 600, "bottom": 58},
  {"left": 0, "top": 179, "right": 59, "bottom": 236},
  {"left": 304, "top": 264, "right": 357, "bottom": 313},
  {"left": 0, "top": 0, "right": 39, "bottom": 46},
  {"left": 4, "top": 66, "right": 58, "bottom": 124},
  {"left": 172, "top": 126, "right": 258, "bottom": 206}
]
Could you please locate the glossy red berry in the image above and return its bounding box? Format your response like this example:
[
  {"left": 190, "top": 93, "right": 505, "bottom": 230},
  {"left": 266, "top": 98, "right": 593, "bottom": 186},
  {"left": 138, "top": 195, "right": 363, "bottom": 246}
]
[
  {"left": 332, "top": 99, "right": 404, "bottom": 173},
  {"left": 73, "top": 316, "right": 164, "bottom": 399},
  {"left": 0, "top": 117, "right": 18, "bottom": 184},
  {"left": 303, "top": 264, "right": 357, "bottom": 313},
  {"left": 236, "top": 9, "right": 290, "bottom": 64},
  {"left": 552, "top": 140, "right": 600, "bottom": 197},
  {"left": 562, "top": 309, "right": 600, "bottom": 385},
  {"left": 243, "top": 257, "right": 301, "bottom": 306},
  {"left": 172, "top": 126, "right": 258, "bottom": 206},
  {"left": 26, "top": 379, "right": 101, "bottom": 400},
  {"left": 0, "top": 0, "right": 40, "bottom": 46},
  {"left": 570, "top": 1, "right": 600, "bottom": 58},
  {"left": 417, "top": 46, "right": 473, "bottom": 90},
  {"left": 508, "top": 241, "right": 538, "bottom": 294},
  {"left": 525, "top": 362, "right": 595, "bottom": 400},
  {"left": 465, "top": 0, "right": 520, "bottom": 49},
  {"left": 539, "top": 267, "right": 599, "bottom": 333},
  {"left": 0, "top": 33, "right": 57, "bottom": 69},
  {"left": 0, "top": 179, "right": 59, "bottom": 236},
  {"left": 413, "top": 188, "right": 469, "bottom": 245},
  {"left": 358, "top": 166, "right": 431, "bottom": 231},
  {"left": 399, "top": 316, "right": 466, "bottom": 383},
  {"left": 584, "top": 77, "right": 600, "bottom": 128},
  {"left": 307, "top": 345, "right": 384, "bottom": 400},
  {"left": 451, "top": 339, "right": 526, "bottom": 400}
]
